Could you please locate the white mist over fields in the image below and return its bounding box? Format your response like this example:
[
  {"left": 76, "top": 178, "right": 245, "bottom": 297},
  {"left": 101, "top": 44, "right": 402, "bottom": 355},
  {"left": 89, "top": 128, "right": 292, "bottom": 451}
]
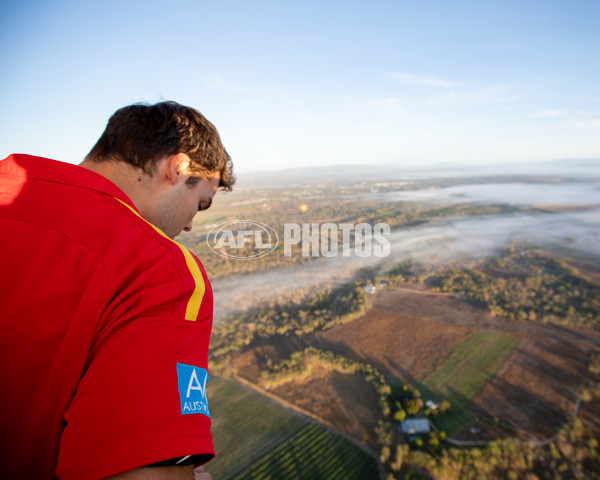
[
  {"left": 211, "top": 165, "right": 600, "bottom": 321},
  {"left": 374, "top": 182, "right": 600, "bottom": 208}
]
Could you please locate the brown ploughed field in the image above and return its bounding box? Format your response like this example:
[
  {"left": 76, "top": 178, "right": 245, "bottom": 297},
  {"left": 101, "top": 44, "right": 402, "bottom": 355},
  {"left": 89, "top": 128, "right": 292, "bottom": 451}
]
[
  {"left": 270, "top": 365, "right": 382, "bottom": 446},
  {"left": 312, "top": 309, "right": 475, "bottom": 383},
  {"left": 473, "top": 336, "right": 598, "bottom": 438}
]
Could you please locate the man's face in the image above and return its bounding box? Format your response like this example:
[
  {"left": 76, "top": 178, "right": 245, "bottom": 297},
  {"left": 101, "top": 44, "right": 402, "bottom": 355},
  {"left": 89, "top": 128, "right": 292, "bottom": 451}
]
[{"left": 154, "top": 171, "right": 220, "bottom": 239}]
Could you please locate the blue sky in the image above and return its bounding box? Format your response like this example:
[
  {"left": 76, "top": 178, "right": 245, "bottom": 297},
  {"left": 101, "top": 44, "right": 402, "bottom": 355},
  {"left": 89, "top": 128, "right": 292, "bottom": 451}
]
[{"left": 1, "top": 0, "right": 599, "bottom": 173}]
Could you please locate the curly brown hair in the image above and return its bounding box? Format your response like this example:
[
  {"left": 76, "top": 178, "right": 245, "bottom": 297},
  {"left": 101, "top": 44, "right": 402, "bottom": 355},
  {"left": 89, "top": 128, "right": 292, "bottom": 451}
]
[{"left": 85, "top": 101, "right": 235, "bottom": 190}]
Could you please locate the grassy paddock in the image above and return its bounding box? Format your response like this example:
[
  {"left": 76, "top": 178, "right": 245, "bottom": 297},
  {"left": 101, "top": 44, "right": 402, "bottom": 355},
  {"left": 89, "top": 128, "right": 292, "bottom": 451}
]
[
  {"left": 206, "top": 377, "right": 378, "bottom": 480},
  {"left": 206, "top": 377, "right": 307, "bottom": 479},
  {"left": 421, "top": 330, "right": 521, "bottom": 434},
  {"left": 232, "top": 423, "right": 379, "bottom": 480}
]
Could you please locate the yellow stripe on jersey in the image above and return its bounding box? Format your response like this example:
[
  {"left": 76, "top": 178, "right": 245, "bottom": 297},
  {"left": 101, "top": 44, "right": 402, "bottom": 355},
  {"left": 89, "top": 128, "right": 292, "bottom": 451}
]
[{"left": 114, "top": 198, "right": 205, "bottom": 321}]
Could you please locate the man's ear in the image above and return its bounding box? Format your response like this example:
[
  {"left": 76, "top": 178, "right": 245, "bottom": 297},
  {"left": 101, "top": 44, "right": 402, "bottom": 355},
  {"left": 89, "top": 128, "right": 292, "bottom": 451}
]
[{"left": 164, "top": 153, "right": 191, "bottom": 185}]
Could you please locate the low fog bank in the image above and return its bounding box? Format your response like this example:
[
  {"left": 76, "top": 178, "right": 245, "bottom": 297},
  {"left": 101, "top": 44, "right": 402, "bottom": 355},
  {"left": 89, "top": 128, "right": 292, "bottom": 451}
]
[
  {"left": 374, "top": 181, "right": 600, "bottom": 207},
  {"left": 403, "top": 159, "right": 600, "bottom": 180},
  {"left": 212, "top": 206, "right": 600, "bottom": 321}
]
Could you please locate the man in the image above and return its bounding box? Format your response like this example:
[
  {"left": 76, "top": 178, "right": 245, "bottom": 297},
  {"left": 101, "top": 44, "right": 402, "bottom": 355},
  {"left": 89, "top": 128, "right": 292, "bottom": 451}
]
[{"left": 0, "top": 101, "right": 234, "bottom": 479}]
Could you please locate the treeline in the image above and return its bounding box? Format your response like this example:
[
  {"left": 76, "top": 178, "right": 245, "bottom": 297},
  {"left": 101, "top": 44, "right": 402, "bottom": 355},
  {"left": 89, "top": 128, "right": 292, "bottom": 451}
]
[
  {"left": 438, "top": 250, "right": 600, "bottom": 329},
  {"left": 209, "top": 282, "right": 370, "bottom": 362},
  {"left": 261, "top": 347, "right": 392, "bottom": 416},
  {"left": 392, "top": 385, "right": 451, "bottom": 421},
  {"left": 380, "top": 384, "right": 453, "bottom": 479},
  {"left": 402, "top": 416, "right": 600, "bottom": 480},
  {"left": 381, "top": 249, "right": 600, "bottom": 330}
]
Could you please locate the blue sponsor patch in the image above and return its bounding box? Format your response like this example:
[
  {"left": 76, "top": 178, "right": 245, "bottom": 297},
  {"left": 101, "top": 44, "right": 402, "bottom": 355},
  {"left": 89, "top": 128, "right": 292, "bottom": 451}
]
[{"left": 176, "top": 363, "right": 210, "bottom": 417}]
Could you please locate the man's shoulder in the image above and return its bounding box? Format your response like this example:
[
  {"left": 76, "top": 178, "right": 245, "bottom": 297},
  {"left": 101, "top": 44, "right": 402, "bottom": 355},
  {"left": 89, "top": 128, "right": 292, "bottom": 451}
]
[
  {"left": 1, "top": 153, "right": 128, "bottom": 199},
  {"left": 1, "top": 154, "right": 87, "bottom": 182},
  {"left": 1, "top": 155, "right": 179, "bottom": 261},
  {"left": 1, "top": 153, "right": 203, "bottom": 282}
]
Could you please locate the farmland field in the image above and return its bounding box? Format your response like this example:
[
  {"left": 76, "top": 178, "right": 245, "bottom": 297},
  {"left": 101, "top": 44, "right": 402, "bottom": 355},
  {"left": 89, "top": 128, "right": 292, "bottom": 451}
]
[
  {"left": 269, "top": 365, "right": 383, "bottom": 446},
  {"left": 420, "top": 330, "right": 521, "bottom": 434},
  {"left": 206, "top": 377, "right": 306, "bottom": 478},
  {"left": 206, "top": 377, "right": 378, "bottom": 479},
  {"left": 312, "top": 307, "right": 476, "bottom": 382},
  {"left": 472, "top": 335, "right": 598, "bottom": 438},
  {"left": 232, "top": 424, "right": 379, "bottom": 480}
]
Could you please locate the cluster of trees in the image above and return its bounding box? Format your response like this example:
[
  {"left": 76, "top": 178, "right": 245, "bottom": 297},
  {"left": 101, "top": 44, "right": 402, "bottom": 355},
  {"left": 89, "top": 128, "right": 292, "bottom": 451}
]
[
  {"left": 260, "top": 347, "right": 392, "bottom": 418},
  {"left": 376, "top": 249, "right": 600, "bottom": 330},
  {"left": 380, "top": 376, "right": 600, "bottom": 479},
  {"left": 209, "top": 282, "right": 370, "bottom": 361},
  {"left": 421, "top": 203, "right": 522, "bottom": 220},
  {"left": 401, "top": 417, "right": 600, "bottom": 480},
  {"left": 435, "top": 250, "right": 600, "bottom": 329},
  {"left": 392, "top": 385, "right": 451, "bottom": 421},
  {"left": 377, "top": 385, "right": 452, "bottom": 479}
]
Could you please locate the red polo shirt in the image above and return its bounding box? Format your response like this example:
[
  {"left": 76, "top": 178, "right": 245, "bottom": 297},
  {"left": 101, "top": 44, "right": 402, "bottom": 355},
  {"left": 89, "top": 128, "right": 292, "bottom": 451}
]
[{"left": 0, "top": 154, "right": 215, "bottom": 479}]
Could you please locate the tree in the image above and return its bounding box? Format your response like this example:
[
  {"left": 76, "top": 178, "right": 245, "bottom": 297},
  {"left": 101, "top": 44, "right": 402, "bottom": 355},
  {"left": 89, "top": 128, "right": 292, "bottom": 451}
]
[
  {"left": 380, "top": 446, "right": 391, "bottom": 463},
  {"left": 405, "top": 398, "right": 424, "bottom": 415},
  {"left": 389, "top": 445, "right": 407, "bottom": 472},
  {"left": 394, "top": 408, "right": 407, "bottom": 422},
  {"left": 439, "top": 400, "right": 451, "bottom": 413}
]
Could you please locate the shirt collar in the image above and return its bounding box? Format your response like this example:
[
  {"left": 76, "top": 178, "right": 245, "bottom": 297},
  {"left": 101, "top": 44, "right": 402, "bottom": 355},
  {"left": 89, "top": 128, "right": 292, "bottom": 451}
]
[{"left": 1, "top": 154, "right": 138, "bottom": 212}]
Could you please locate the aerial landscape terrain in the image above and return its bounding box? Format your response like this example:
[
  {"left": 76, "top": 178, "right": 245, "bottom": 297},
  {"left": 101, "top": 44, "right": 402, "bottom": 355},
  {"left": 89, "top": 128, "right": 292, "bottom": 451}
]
[
  {"left": 178, "top": 160, "right": 600, "bottom": 480},
  {"left": 1, "top": 1, "right": 597, "bottom": 478}
]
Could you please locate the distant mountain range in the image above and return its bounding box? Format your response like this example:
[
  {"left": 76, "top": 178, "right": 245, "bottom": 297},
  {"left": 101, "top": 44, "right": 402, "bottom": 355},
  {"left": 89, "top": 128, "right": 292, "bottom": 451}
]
[{"left": 236, "top": 159, "right": 600, "bottom": 187}]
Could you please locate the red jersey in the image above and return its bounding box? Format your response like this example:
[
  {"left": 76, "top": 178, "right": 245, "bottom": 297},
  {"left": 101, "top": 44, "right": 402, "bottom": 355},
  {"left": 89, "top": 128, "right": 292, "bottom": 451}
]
[{"left": 0, "top": 154, "right": 215, "bottom": 479}]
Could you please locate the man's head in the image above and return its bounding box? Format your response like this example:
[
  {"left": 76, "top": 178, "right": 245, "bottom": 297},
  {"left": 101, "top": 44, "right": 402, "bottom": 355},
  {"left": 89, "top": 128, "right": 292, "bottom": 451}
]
[
  {"left": 82, "top": 101, "right": 234, "bottom": 238},
  {"left": 85, "top": 101, "right": 234, "bottom": 191}
]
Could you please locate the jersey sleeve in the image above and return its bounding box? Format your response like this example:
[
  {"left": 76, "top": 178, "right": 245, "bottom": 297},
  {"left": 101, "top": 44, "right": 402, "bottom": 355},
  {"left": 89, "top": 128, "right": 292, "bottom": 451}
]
[{"left": 55, "top": 212, "right": 215, "bottom": 480}]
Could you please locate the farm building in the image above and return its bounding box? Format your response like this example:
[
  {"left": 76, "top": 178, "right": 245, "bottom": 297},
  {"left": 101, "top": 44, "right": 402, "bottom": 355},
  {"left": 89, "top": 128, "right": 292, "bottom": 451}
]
[
  {"left": 400, "top": 418, "right": 430, "bottom": 435},
  {"left": 364, "top": 284, "right": 376, "bottom": 294}
]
